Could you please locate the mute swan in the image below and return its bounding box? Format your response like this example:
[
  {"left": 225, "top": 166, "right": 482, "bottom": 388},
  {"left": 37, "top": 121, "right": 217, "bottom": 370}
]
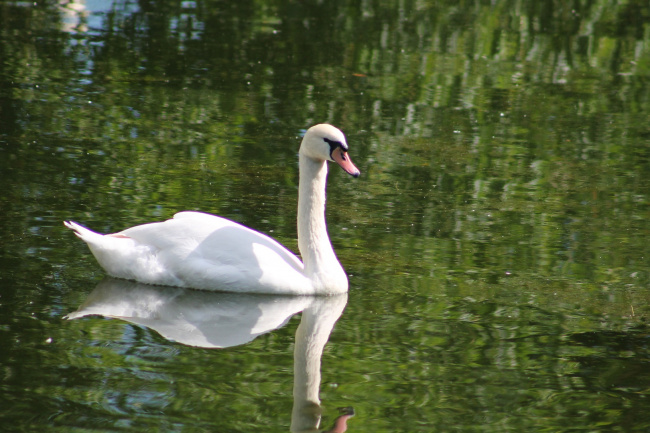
[{"left": 65, "top": 124, "right": 360, "bottom": 295}]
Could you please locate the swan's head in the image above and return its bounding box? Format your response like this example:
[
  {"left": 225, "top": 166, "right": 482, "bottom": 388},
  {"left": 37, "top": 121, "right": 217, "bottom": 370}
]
[{"left": 300, "top": 124, "right": 361, "bottom": 177}]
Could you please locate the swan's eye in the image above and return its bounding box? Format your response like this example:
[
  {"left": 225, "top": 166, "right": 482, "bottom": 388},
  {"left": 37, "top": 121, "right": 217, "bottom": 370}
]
[{"left": 323, "top": 137, "right": 349, "bottom": 154}]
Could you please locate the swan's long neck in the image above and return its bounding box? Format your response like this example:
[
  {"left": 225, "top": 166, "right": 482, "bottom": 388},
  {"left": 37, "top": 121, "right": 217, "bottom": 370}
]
[{"left": 297, "top": 154, "right": 347, "bottom": 293}]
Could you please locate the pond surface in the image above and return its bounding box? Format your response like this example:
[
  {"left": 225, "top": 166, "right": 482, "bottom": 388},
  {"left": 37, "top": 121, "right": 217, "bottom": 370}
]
[{"left": 2, "top": 0, "right": 650, "bottom": 431}]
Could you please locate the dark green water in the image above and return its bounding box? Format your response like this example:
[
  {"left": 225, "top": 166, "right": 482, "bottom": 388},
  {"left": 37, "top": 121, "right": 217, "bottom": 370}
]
[{"left": 2, "top": 0, "right": 650, "bottom": 431}]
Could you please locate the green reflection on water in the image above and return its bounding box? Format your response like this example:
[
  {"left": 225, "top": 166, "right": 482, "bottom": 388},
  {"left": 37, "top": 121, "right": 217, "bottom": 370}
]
[{"left": 1, "top": 0, "right": 650, "bottom": 431}]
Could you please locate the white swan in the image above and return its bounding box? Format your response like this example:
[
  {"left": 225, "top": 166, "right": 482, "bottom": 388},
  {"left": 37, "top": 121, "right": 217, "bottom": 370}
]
[{"left": 65, "top": 124, "right": 360, "bottom": 295}]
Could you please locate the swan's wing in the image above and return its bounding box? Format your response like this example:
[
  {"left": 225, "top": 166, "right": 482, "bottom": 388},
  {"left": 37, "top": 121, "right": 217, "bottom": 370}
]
[
  {"left": 118, "top": 211, "right": 242, "bottom": 250},
  {"left": 120, "top": 211, "right": 302, "bottom": 268},
  {"left": 173, "top": 210, "right": 232, "bottom": 222},
  {"left": 117, "top": 211, "right": 306, "bottom": 291}
]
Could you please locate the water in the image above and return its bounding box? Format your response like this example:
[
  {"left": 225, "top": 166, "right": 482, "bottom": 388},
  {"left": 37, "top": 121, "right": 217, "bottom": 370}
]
[{"left": 2, "top": 0, "right": 650, "bottom": 431}]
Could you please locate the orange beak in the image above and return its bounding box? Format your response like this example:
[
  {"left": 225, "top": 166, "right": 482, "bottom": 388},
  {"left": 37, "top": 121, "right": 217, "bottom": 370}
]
[{"left": 331, "top": 147, "right": 360, "bottom": 178}]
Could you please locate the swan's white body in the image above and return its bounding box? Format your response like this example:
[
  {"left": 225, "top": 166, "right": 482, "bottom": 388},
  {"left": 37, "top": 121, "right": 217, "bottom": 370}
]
[{"left": 65, "top": 124, "right": 360, "bottom": 295}]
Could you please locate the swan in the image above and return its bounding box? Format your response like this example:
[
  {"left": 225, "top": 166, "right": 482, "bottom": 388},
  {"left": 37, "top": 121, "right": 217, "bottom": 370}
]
[{"left": 65, "top": 124, "right": 360, "bottom": 295}]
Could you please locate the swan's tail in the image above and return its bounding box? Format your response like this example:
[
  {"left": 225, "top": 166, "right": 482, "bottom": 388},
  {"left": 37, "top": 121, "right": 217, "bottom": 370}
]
[
  {"left": 64, "top": 221, "right": 104, "bottom": 243},
  {"left": 64, "top": 221, "right": 143, "bottom": 280}
]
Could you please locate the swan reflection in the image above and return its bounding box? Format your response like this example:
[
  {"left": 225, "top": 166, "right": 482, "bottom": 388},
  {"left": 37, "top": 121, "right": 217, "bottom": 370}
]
[{"left": 67, "top": 278, "right": 353, "bottom": 432}]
